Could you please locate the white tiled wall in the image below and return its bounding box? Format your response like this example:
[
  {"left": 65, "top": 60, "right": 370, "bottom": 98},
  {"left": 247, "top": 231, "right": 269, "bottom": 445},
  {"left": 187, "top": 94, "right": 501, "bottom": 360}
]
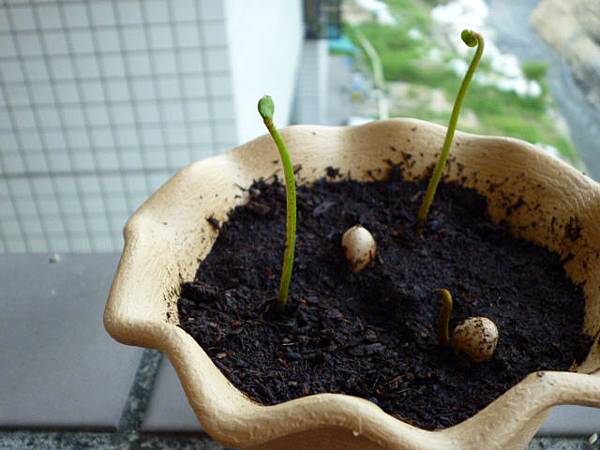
[
  {"left": 0, "top": 0, "right": 302, "bottom": 253},
  {"left": 225, "top": 0, "right": 303, "bottom": 143}
]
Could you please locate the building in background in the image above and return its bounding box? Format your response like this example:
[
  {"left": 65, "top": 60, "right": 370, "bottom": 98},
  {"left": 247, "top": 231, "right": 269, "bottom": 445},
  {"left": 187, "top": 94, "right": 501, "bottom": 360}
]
[
  {"left": 293, "top": 0, "right": 341, "bottom": 124},
  {"left": 0, "top": 0, "right": 305, "bottom": 252}
]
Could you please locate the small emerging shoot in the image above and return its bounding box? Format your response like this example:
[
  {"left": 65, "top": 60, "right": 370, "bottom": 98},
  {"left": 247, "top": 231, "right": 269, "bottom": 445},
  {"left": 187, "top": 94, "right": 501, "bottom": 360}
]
[
  {"left": 342, "top": 225, "right": 377, "bottom": 272},
  {"left": 437, "top": 289, "right": 453, "bottom": 346},
  {"left": 436, "top": 288, "right": 499, "bottom": 363},
  {"left": 258, "top": 95, "right": 297, "bottom": 308},
  {"left": 417, "top": 29, "right": 484, "bottom": 234}
]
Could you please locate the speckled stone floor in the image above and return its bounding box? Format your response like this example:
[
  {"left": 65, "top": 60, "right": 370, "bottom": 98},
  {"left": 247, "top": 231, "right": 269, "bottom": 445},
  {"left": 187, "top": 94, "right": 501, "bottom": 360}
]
[
  {"left": 0, "top": 350, "right": 231, "bottom": 450},
  {"left": 0, "top": 350, "right": 594, "bottom": 450}
]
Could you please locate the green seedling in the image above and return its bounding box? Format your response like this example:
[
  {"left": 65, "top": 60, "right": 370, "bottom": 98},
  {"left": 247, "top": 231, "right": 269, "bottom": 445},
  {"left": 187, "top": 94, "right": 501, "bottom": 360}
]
[
  {"left": 258, "top": 95, "right": 297, "bottom": 308},
  {"left": 417, "top": 29, "right": 484, "bottom": 234}
]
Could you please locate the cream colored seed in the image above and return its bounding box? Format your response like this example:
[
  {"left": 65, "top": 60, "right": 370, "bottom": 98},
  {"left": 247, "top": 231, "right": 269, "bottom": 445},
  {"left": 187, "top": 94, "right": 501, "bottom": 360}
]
[
  {"left": 341, "top": 225, "right": 377, "bottom": 273},
  {"left": 451, "top": 316, "right": 499, "bottom": 363}
]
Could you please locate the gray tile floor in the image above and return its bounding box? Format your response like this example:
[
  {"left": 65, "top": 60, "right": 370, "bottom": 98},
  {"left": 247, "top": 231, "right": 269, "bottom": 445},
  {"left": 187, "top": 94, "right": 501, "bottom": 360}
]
[
  {"left": 0, "top": 350, "right": 225, "bottom": 450},
  {"left": 0, "top": 254, "right": 141, "bottom": 429},
  {"left": 0, "top": 254, "right": 597, "bottom": 449}
]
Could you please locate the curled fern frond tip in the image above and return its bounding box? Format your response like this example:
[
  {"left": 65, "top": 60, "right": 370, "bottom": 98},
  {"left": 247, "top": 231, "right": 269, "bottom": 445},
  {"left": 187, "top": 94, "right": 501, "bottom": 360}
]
[{"left": 461, "top": 29, "right": 478, "bottom": 47}]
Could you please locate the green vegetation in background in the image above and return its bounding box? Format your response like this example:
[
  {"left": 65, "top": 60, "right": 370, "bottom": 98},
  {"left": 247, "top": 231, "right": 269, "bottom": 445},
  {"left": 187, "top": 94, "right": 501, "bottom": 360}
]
[
  {"left": 522, "top": 61, "right": 549, "bottom": 81},
  {"left": 347, "top": 0, "right": 578, "bottom": 162}
]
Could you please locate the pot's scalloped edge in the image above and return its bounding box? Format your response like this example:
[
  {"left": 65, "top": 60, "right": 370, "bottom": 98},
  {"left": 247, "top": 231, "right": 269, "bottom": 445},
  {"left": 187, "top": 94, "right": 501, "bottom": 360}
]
[{"left": 104, "top": 118, "right": 600, "bottom": 450}]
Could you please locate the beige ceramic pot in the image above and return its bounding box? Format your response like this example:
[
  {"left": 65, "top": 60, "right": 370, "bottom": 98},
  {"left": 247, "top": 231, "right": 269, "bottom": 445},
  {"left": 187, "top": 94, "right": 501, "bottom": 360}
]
[{"left": 104, "top": 119, "right": 600, "bottom": 450}]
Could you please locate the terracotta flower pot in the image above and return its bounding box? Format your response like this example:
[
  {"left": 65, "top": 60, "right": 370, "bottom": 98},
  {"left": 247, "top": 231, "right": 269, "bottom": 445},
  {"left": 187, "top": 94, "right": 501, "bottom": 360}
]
[{"left": 104, "top": 119, "right": 600, "bottom": 450}]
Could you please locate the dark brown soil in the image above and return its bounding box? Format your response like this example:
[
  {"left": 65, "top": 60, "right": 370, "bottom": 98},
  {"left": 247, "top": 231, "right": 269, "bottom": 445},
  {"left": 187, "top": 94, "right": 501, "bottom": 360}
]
[{"left": 177, "top": 166, "right": 591, "bottom": 430}]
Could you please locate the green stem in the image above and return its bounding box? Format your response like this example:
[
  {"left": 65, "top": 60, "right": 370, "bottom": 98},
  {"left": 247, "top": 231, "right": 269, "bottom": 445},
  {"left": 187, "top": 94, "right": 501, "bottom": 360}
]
[
  {"left": 417, "top": 30, "right": 484, "bottom": 234},
  {"left": 437, "top": 288, "right": 453, "bottom": 347},
  {"left": 258, "top": 96, "right": 297, "bottom": 307}
]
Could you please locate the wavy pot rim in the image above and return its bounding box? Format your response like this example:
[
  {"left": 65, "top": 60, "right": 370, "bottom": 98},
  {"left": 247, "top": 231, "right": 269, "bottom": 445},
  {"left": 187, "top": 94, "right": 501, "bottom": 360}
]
[{"left": 104, "top": 118, "right": 600, "bottom": 450}]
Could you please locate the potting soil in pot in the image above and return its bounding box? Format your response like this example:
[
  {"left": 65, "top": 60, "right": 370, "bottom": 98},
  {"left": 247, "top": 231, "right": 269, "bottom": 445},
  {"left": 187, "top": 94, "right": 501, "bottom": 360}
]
[{"left": 177, "top": 166, "right": 591, "bottom": 430}]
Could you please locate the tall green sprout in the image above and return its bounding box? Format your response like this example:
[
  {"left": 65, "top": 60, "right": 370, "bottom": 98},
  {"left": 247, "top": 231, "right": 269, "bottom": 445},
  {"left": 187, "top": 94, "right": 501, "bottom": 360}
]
[
  {"left": 258, "top": 95, "right": 297, "bottom": 308},
  {"left": 417, "top": 30, "right": 484, "bottom": 233}
]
